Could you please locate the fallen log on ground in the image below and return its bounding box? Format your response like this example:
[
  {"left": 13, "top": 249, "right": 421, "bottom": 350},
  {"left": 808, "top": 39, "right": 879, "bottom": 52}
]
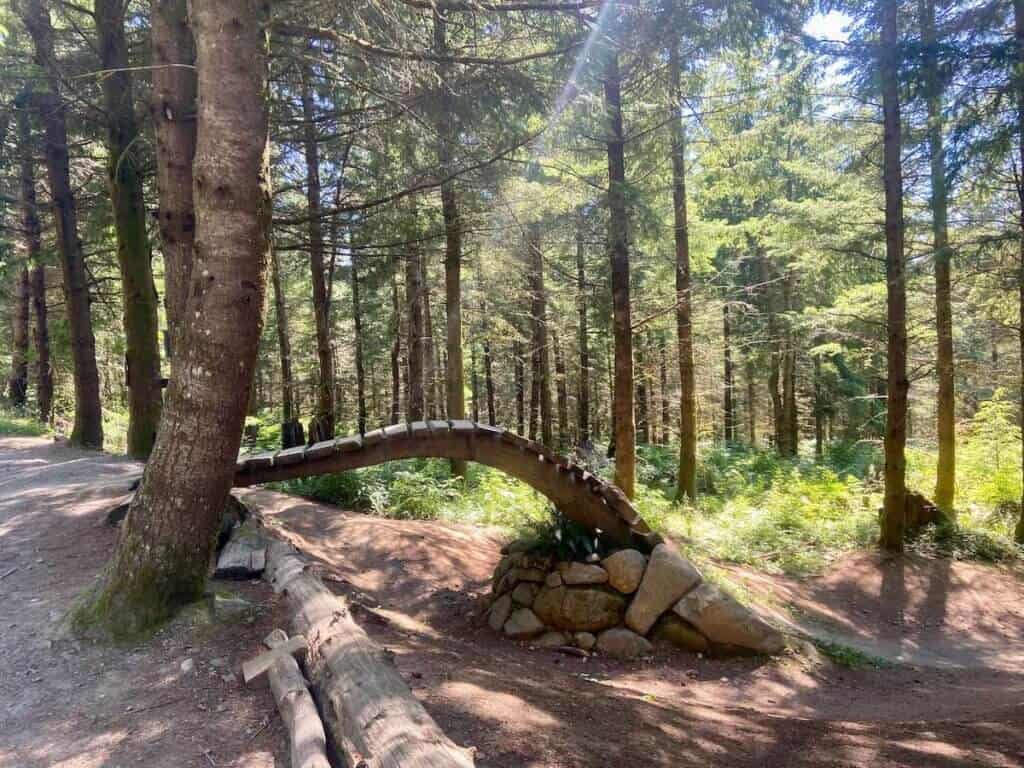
[
  {"left": 261, "top": 532, "right": 476, "bottom": 768},
  {"left": 252, "top": 628, "right": 330, "bottom": 768}
]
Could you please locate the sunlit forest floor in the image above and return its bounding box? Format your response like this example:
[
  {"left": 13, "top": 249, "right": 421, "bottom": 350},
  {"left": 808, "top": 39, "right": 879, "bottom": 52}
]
[{"left": 2, "top": 433, "right": 1023, "bottom": 767}]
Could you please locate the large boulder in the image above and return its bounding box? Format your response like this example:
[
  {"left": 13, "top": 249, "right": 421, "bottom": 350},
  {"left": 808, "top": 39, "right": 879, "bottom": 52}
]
[
  {"left": 503, "top": 608, "right": 546, "bottom": 639},
  {"left": 651, "top": 614, "right": 709, "bottom": 653},
  {"left": 624, "top": 543, "right": 702, "bottom": 636},
  {"left": 602, "top": 549, "right": 647, "bottom": 594},
  {"left": 511, "top": 582, "right": 540, "bottom": 606},
  {"left": 488, "top": 594, "right": 513, "bottom": 632},
  {"left": 560, "top": 562, "right": 609, "bottom": 586},
  {"left": 532, "top": 585, "right": 627, "bottom": 632},
  {"left": 596, "top": 628, "right": 653, "bottom": 659},
  {"left": 672, "top": 582, "right": 785, "bottom": 655}
]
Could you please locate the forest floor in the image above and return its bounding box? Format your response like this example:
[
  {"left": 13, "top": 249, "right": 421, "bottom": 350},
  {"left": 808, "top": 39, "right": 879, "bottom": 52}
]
[{"left": 2, "top": 437, "right": 1024, "bottom": 767}]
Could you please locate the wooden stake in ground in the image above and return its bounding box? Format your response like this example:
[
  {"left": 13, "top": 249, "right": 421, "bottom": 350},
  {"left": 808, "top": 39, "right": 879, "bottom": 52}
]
[{"left": 263, "top": 536, "right": 475, "bottom": 768}]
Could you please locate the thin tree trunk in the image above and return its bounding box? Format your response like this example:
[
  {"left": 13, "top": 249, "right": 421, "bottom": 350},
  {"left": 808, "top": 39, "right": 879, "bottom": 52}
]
[
  {"left": 576, "top": 216, "right": 591, "bottom": 446},
  {"left": 301, "top": 65, "right": 334, "bottom": 441},
  {"left": 553, "top": 328, "right": 569, "bottom": 449},
  {"left": 921, "top": 0, "right": 955, "bottom": 516},
  {"left": 390, "top": 267, "right": 402, "bottom": 424},
  {"left": 527, "top": 224, "right": 553, "bottom": 446},
  {"left": 17, "top": 106, "right": 51, "bottom": 419},
  {"left": 435, "top": 12, "right": 466, "bottom": 473},
  {"left": 659, "top": 341, "right": 670, "bottom": 444},
  {"left": 7, "top": 266, "right": 28, "bottom": 406},
  {"left": 1015, "top": 0, "right": 1024, "bottom": 544},
  {"left": 746, "top": 358, "right": 756, "bottom": 446},
  {"left": 351, "top": 246, "right": 367, "bottom": 435},
  {"left": 880, "top": 0, "right": 908, "bottom": 552},
  {"left": 96, "top": 0, "right": 162, "bottom": 459},
  {"left": 781, "top": 271, "right": 798, "bottom": 457},
  {"left": 604, "top": 42, "right": 635, "bottom": 498},
  {"left": 406, "top": 248, "right": 425, "bottom": 422},
  {"left": 636, "top": 338, "right": 649, "bottom": 444},
  {"left": 423, "top": 257, "right": 437, "bottom": 419},
  {"left": 723, "top": 302, "right": 736, "bottom": 444},
  {"left": 470, "top": 344, "right": 480, "bottom": 422},
  {"left": 814, "top": 354, "right": 824, "bottom": 459},
  {"left": 150, "top": 0, "right": 196, "bottom": 365},
  {"left": 481, "top": 299, "right": 497, "bottom": 426},
  {"left": 20, "top": 0, "right": 102, "bottom": 448},
  {"left": 270, "top": 246, "right": 302, "bottom": 447},
  {"left": 670, "top": 43, "right": 696, "bottom": 500},
  {"left": 30, "top": 264, "right": 51, "bottom": 421},
  {"left": 514, "top": 339, "right": 525, "bottom": 434},
  {"left": 74, "top": 0, "right": 270, "bottom": 636}
]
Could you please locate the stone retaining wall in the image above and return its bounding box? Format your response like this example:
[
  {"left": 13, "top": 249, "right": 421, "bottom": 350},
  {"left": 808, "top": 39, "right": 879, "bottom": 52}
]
[{"left": 488, "top": 541, "right": 785, "bottom": 659}]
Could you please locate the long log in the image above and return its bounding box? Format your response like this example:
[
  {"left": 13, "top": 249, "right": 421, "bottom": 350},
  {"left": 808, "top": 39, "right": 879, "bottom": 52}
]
[
  {"left": 263, "top": 535, "right": 475, "bottom": 768},
  {"left": 262, "top": 629, "right": 330, "bottom": 768}
]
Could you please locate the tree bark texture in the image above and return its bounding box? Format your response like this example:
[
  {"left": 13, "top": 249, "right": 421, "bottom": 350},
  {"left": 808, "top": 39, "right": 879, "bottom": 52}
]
[
  {"left": 527, "top": 224, "right": 553, "bottom": 447},
  {"left": 604, "top": 44, "right": 636, "bottom": 498},
  {"left": 7, "top": 265, "right": 29, "bottom": 406},
  {"left": 97, "top": 0, "right": 163, "bottom": 459},
  {"left": 670, "top": 44, "right": 696, "bottom": 500},
  {"left": 301, "top": 64, "right": 335, "bottom": 441},
  {"left": 150, "top": 0, "right": 197, "bottom": 364},
  {"left": 576, "top": 217, "right": 591, "bottom": 446},
  {"left": 406, "top": 249, "right": 425, "bottom": 422},
  {"left": 881, "top": 0, "right": 909, "bottom": 552},
  {"left": 20, "top": 0, "right": 103, "bottom": 448},
  {"left": 73, "top": 0, "right": 271, "bottom": 638},
  {"left": 351, "top": 248, "right": 368, "bottom": 435}
]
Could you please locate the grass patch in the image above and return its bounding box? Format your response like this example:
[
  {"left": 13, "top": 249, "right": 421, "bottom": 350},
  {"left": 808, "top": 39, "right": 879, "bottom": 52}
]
[
  {"left": 811, "top": 638, "right": 893, "bottom": 668},
  {"left": 0, "top": 407, "right": 48, "bottom": 437}
]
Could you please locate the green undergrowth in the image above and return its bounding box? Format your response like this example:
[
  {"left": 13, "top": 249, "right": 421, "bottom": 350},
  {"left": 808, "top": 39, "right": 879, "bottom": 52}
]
[
  {"left": 267, "top": 403, "right": 1020, "bottom": 577},
  {"left": 811, "top": 638, "right": 893, "bottom": 668},
  {"left": 0, "top": 406, "right": 48, "bottom": 437}
]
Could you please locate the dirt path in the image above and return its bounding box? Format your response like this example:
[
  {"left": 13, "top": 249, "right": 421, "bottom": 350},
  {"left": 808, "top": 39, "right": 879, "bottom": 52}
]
[
  {"left": 0, "top": 438, "right": 289, "bottom": 768},
  {"left": 3, "top": 438, "right": 1024, "bottom": 767}
]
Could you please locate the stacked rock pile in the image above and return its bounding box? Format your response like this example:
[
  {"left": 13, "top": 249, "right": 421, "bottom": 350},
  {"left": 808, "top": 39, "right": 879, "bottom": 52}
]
[{"left": 488, "top": 541, "right": 785, "bottom": 659}]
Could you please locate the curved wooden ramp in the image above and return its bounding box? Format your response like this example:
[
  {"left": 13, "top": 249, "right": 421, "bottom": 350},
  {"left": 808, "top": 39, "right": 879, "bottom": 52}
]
[{"left": 234, "top": 420, "right": 657, "bottom": 550}]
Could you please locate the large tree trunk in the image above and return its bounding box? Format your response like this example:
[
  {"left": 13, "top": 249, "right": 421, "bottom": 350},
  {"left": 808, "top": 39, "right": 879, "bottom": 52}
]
[
  {"left": 604, "top": 44, "right": 636, "bottom": 498},
  {"left": 670, "top": 44, "right": 696, "bottom": 500},
  {"left": 922, "top": 0, "right": 955, "bottom": 517},
  {"left": 17, "top": 105, "right": 51, "bottom": 420},
  {"left": 6, "top": 266, "right": 28, "bottom": 406},
  {"left": 880, "top": 0, "right": 908, "bottom": 552},
  {"left": 72, "top": 0, "right": 270, "bottom": 637},
  {"left": 150, "top": 0, "right": 196, "bottom": 364},
  {"left": 20, "top": 0, "right": 103, "bottom": 448},
  {"left": 97, "top": 0, "right": 163, "bottom": 459},
  {"left": 576, "top": 216, "right": 591, "bottom": 446},
  {"left": 301, "top": 65, "right": 335, "bottom": 441},
  {"left": 270, "top": 246, "right": 302, "bottom": 447}
]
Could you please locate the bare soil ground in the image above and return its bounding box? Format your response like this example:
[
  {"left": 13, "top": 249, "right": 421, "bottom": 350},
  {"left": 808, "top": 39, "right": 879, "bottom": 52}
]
[{"left": 3, "top": 437, "right": 1024, "bottom": 767}]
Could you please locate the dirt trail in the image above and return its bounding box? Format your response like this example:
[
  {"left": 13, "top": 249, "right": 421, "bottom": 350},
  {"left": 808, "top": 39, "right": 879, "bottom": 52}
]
[
  {"left": 0, "top": 438, "right": 288, "bottom": 768},
  {"left": 3, "top": 437, "right": 1023, "bottom": 767}
]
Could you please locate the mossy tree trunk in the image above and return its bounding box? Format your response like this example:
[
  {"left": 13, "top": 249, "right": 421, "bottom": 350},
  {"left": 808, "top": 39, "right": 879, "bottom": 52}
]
[
  {"left": 97, "top": 0, "right": 163, "bottom": 459},
  {"left": 20, "top": 0, "right": 103, "bottom": 449},
  {"left": 73, "top": 0, "right": 270, "bottom": 639}
]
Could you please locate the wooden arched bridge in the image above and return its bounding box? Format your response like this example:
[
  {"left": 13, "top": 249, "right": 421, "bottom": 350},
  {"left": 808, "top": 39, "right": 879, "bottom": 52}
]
[{"left": 234, "top": 420, "right": 658, "bottom": 550}]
